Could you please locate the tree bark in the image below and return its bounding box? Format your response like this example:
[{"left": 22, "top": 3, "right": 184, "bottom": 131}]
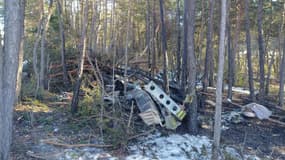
[
  {"left": 181, "top": 0, "right": 188, "bottom": 88},
  {"left": 265, "top": 53, "right": 275, "bottom": 95},
  {"left": 159, "top": 0, "right": 169, "bottom": 93},
  {"left": 278, "top": 3, "right": 285, "bottom": 108},
  {"left": 227, "top": 0, "right": 232, "bottom": 100},
  {"left": 212, "top": 0, "right": 227, "bottom": 159},
  {"left": 33, "top": 1, "right": 44, "bottom": 98},
  {"left": 40, "top": 0, "right": 54, "bottom": 90},
  {"left": 279, "top": 36, "right": 285, "bottom": 108},
  {"left": 176, "top": 0, "right": 181, "bottom": 82},
  {"left": 228, "top": 0, "right": 242, "bottom": 99},
  {"left": 0, "top": 0, "right": 25, "bottom": 159},
  {"left": 15, "top": 0, "right": 26, "bottom": 103},
  {"left": 203, "top": 0, "right": 215, "bottom": 90},
  {"left": 184, "top": 0, "right": 198, "bottom": 135},
  {"left": 57, "top": 0, "right": 69, "bottom": 86},
  {"left": 257, "top": 0, "right": 266, "bottom": 102},
  {"left": 103, "top": 0, "right": 108, "bottom": 54},
  {"left": 245, "top": 0, "right": 255, "bottom": 101},
  {"left": 151, "top": 1, "right": 157, "bottom": 77},
  {"left": 124, "top": 0, "right": 131, "bottom": 95},
  {"left": 71, "top": 0, "right": 89, "bottom": 114},
  {"left": 146, "top": 0, "right": 151, "bottom": 76}
]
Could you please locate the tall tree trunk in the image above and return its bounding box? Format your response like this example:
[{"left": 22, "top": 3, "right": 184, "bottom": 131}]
[
  {"left": 203, "top": 0, "right": 215, "bottom": 90},
  {"left": 245, "top": 0, "right": 255, "bottom": 101},
  {"left": 103, "top": 0, "right": 108, "bottom": 54},
  {"left": 146, "top": 0, "right": 151, "bottom": 76},
  {"left": 57, "top": 0, "right": 69, "bottom": 86},
  {"left": 279, "top": 3, "right": 285, "bottom": 108},
  {"left": 15, "top": 0, "right": 26, "bottom": 103},
  {"left": 265, "top": 53, "right": 275, "bottom": 95},
  {"left": 71, "top": 0, "right": 89, "bottom": 114},
  {"left": 196, "top": 0, "right": 205, "bottom": 75},
  {"left": 228, "top": 0, "right": 242, "bottom": 99},
  {"left": 227, "top": 0, "right": 232, "bottom": 100},
  {"left": 176, "top": 0, "right": 181, "bottom": 82},
  {"left": 159, "top": 0, "right": 169, "bottom": 93},
  {"left": 90, "top": 1, "right": 99, "bottom": 53},
  {"left": 277, "top": 5, "right": 285, "bottom": 80},
  {"left": 151, "top": 1, "right": 157, "bottom": 77},
  {"left": 184, "top": 0, "right": 198, "bottom": 135},
  {"left": 257, "top": 0, "right": 265, "bottom": 102},
  {"left": 40, "top": 0, "right": 54, "bottom": 90},
  {"left": 124, "top": 0, "right": 131, "bottom": 95},
  {"left": 181, "top": 0, "right": 188, "bottom": 88},
  {"left": 33, "top": 1, "right": 44, "bottom": 98},
  {"left": 212, "top": 0, "right": 227, "bottom": 159},
  {"left": 279, "top": 36, "right": 285, "bottom": 108},
  {"left": 0, "top": 0, "right": 25, "bottom": 159}
]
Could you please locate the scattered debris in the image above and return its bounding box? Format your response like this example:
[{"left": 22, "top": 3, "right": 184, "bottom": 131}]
[
  {"left": 224, "top": 111, "right": 244, "bottom": 124},
  {"left": 125, "top": 81, "right": 186, "bottom": 129},
  {"left": 144, "top": 81, "right": 186, "bottom": 121},
  {"left": 131, "top": 88, "right": 161, "bottom": 125}
]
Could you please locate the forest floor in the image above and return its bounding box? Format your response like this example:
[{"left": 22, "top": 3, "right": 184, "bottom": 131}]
[{"left": 10, "top": 91, "right": 285, "bottom": 160}]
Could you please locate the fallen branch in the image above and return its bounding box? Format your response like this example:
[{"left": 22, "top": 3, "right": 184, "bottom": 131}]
[
  {"left": 205, "top": 99, "right": 216, "bottom": 107},
  {"left": 41, "top": 140, "right": 113, "bottom": 148},
  {"left": 48, "top": 102, "right": 69, "bottom": 106},
  {"left": 27, "top": 151, "right": 63, "bottom": 159},
  {"left": 268, "top": 118, "right": 285, "bottom": 127},
  {"left": 127, "top": 128, "right": 155, "bottom": 141}
]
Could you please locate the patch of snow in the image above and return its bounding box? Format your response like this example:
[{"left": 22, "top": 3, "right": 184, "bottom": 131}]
[
  {"left": 127, "top": 132, "right": 212, "bottom": 160},
  {"left": 244, "top": 155, "right": 261, "bottom": 160},
  {"left": 31, "top": 132, "right": 261, "bottom": 160},
  {"left": 126, "top": 155, "right": 152, "bottom": 160}
]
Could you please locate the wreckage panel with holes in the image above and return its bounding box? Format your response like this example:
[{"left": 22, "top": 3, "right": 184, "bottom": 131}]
[{"left": 144, "top": 81, "right": 186, "bottom": 121}]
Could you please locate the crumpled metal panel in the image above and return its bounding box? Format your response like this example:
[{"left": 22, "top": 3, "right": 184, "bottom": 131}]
[
  {"left": 132, "top": 88, "right": 162, "bottom": 125},
  {"left": 144, "top": 81, "right": 186, "bottom": 121}
]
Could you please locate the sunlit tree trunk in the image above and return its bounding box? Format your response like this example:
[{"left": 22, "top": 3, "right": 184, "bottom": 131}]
[
  {"left": 0, "top": 0, "right": 25, "bottom": 159},
  {"left": 15, "top": 0, "right": 26, "bottom": 103},
  {"left": 71, "top": 0, "right": 88, "bottom": 114},
  {"left": 57, "top": 0, "right": 69, "bottom": 86},
  {"left": 265, "top": 53, "right": 275, "bottom": 95},
  {"left": 227, "top": 0, "right": 232, "bottom": 100},
  {"left": 245, "top": 0, "right": 255, "bottom": 101},
  {"left": 40, "top": 0, "right": 53, "bottom": 90},
  {"left": 32, "top": 0, "right": 44, "bottom": 98},
  {"left": 212, "top": 0, "right": 227, "bottom": 159},
  {"left": 103, "top": 0, "right": 108, "bottom": 54}
]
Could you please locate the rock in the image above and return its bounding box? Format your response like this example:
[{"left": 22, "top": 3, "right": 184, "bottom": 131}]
[{"left": 243, "top": 103, "right": 272, "bottom": 120}]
